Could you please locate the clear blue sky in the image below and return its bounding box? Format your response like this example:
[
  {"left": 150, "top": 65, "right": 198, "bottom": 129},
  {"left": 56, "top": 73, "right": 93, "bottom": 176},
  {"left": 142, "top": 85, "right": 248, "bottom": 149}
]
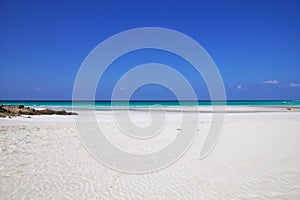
[{"left": 1, "top": 0, "right": 299, "bottom": 100}]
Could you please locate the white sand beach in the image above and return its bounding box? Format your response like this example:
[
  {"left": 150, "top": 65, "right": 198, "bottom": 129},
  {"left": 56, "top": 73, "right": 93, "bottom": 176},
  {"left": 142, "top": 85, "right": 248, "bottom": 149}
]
[{"left": 0, "top": 106, "right": 300, "bottom": 199}]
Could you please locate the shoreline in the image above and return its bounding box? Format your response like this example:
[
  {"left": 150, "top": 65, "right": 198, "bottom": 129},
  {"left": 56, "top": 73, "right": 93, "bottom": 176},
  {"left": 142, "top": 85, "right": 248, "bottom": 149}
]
[{"left": 0, "top": 105, "right": 299, "bottom": 120}]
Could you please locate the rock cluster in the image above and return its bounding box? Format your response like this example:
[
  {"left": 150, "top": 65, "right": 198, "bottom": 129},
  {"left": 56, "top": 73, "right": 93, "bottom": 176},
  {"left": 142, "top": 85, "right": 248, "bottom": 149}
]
[{"left": 0, "top": 104, "right": 78, "bottom": 118}]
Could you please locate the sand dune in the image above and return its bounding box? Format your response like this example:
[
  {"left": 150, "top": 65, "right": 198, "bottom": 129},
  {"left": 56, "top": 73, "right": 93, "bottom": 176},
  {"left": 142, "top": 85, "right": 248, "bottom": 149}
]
[{"left": 0, "top": 107, "right": 300, "bottom": 199}]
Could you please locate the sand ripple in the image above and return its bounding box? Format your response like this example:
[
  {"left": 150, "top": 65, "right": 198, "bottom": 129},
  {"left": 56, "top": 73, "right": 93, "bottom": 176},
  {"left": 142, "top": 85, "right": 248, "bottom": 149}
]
[{"left": 1, "top": 112, "right": 300, "bottom": 199}]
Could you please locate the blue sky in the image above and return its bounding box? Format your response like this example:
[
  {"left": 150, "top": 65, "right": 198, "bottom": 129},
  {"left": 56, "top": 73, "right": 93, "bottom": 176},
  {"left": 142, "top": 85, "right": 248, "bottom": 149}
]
[{"left": 0, "top": 0, "right": 300, "bottom": 100}]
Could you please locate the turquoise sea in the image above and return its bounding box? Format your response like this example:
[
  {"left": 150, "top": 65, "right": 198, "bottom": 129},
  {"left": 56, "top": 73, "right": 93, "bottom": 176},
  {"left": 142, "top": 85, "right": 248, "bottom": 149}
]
[{"left": 1, "top": 100, "right": 300, "bottom": 110}]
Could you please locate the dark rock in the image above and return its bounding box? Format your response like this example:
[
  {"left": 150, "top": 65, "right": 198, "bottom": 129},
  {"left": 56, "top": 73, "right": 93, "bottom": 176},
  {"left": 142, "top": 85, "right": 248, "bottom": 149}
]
[
  {"left": 17, "top": 104, "right": 25, "bottom": 109},
  {"left": 0, "top": 106, "right": 7, "bottom": 113},
  {"left": 0, "top": 104, "right": 78, "bottom": 117}
]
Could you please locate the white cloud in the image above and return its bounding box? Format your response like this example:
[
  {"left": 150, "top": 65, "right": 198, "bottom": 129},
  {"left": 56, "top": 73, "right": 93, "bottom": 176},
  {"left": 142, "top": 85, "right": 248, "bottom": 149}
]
[
  {"left": 236, "top": 85, "right": 242, "bottom": 89},
  {"left": 262, "top": 80, "right": 279, "bottom": 84},
  {"left": 288, "top": 83, "right": 300, "bottom": 88},
  {"left": 34, "top": 88, "right": 40, "bottom": 92},
  {"left": 119, "top": 87, "right": 126, "bottom": 90}
]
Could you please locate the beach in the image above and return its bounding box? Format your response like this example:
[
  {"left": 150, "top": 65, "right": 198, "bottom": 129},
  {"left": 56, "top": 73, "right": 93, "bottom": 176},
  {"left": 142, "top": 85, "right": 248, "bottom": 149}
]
[{"left": 0, "top": 106, "right": 300, "bottom": 199}]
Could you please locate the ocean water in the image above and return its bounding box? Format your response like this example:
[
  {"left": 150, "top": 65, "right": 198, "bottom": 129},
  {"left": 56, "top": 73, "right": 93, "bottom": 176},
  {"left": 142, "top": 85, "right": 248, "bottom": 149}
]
[{"left": 1, "top": 100, "right": 300, "bottom": 110}]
